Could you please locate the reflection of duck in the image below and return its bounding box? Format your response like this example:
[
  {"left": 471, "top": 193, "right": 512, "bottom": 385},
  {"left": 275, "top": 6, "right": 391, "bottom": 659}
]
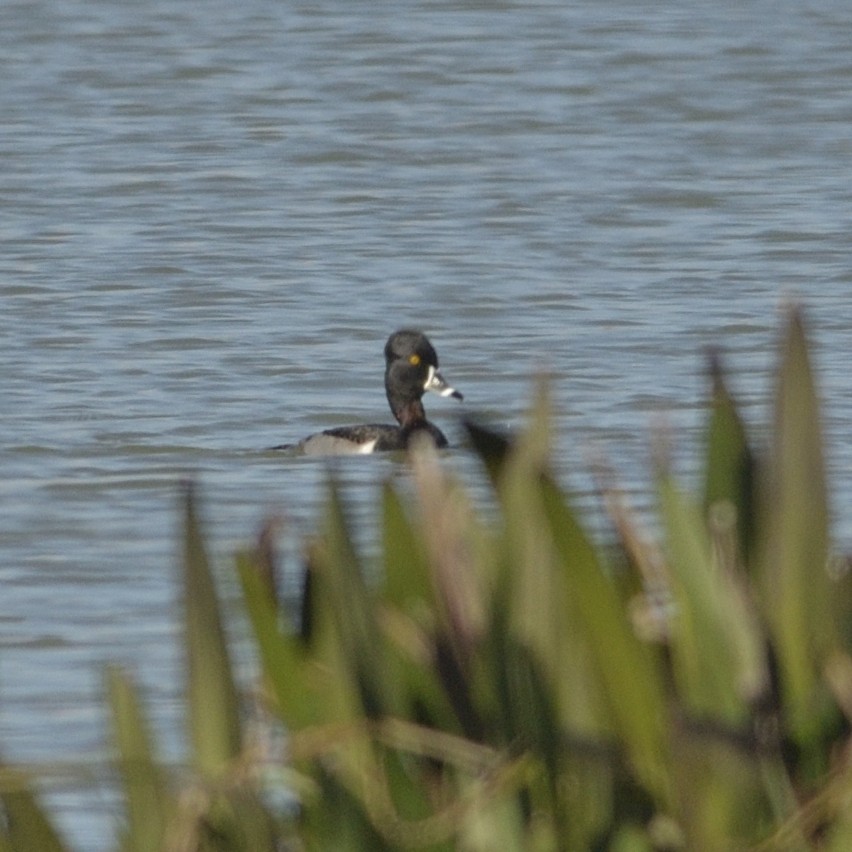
[{"left": 278, "top": 330, "right": 463, "bottom": 455}]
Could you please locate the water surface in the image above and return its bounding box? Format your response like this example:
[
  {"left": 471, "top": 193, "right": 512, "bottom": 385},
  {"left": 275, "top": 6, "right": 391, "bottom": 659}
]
[{"left": 2, "top": 1, "right": 852, "bottom": 846}]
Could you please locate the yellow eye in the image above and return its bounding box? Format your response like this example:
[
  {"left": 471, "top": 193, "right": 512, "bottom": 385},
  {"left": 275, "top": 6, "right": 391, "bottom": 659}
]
[{"left": 408, "top": 354, "right": 421, "bottom": 366}]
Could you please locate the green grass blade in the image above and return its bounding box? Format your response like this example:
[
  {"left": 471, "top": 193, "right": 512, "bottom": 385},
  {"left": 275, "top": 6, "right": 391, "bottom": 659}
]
[
  {"left": 237, "top": 549, "right": 335, "bottom": 731},
  {"left": 758, "top": 307, "right": 834, "bottom": 742},
  {"left": 381, "top": 480, "right": 433, "bottom": 611},
  {"left": 378, "top": 482, "right": 470, "bottom": 732},
  {"left": 658, "top": 474, "right": 765, "bottom": 724},
  {"left": 499, "top": 463, "right": 611, "bottom": 743},
  {"left": 313, "top": 478, "right": 394, "bottom": 719},
  {"left": 192, "top": 788, "right": 282, "bottom": 852},
  {"left": 0, "top": 765, "right": 67, "bottom": 852},
  {"left": 493, "top": 384, "right": 623, "bottom": 753},
  {"left": 539, "top": 473, "right": 669, "bottom": 802},
  {"left": 302, "top": 767, "right": 393, "bottom": 852},
  {"left": 182, "top": 484, "right": 242, "bottom": 776},
  {"left": 407, "top": 447, "right": 493, "bottom": 739},
  {"left": 670, "top": 728, "right": 773, "bottom": 849},
  {"left": 702, "top": 352, "right": 757, "bottom": 565},
  {"left": 106, "top": 666, "right": 170, "bottom": 852},
  {"left": 237, "top": 524, "right": 368, "bottom": 731}
]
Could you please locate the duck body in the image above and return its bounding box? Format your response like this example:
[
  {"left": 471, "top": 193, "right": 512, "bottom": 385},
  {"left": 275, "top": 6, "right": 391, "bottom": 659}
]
[
  {"left": 283, "top": 330, "right": 462, "bottom": 456},
  {"left": 298, "top": 421, "right": 447, "bottom": 456}
]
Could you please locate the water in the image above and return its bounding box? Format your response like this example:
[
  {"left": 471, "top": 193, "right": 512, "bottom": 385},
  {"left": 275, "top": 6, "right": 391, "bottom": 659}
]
[{"left": 2, "top": 0, "right": 852, "bottom": 845}]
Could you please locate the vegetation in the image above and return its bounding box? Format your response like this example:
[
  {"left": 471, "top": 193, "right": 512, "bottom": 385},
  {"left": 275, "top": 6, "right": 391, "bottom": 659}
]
[{"left": 3, "top": 305, "right": 852, "bottom": 850}]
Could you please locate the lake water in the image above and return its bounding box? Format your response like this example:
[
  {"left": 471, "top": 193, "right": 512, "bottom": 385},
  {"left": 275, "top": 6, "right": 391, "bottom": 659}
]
[{"left": 2, "top": 0, "right": 851, "bottom": 846}]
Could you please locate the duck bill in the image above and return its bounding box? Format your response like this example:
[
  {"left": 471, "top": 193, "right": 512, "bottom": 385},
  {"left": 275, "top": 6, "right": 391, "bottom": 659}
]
[{"left": 424, "top": 365, "right": 463, "bottom": 400}]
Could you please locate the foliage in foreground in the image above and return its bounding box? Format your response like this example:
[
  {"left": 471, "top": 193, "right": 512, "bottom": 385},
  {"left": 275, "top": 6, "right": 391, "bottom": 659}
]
[{"left": 3, "top": 306, "right": 852, "bottom": 850}]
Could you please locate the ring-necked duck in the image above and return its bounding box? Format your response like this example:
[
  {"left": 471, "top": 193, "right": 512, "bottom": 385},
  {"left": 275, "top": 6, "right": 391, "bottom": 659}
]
[{"left": 277, "top": 329, "right": 463, "bottom": 455}]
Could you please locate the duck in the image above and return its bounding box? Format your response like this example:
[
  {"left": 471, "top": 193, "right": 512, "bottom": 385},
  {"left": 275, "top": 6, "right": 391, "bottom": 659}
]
[{"left": 277, "top": 329, "right": 463, "bottom": 455}]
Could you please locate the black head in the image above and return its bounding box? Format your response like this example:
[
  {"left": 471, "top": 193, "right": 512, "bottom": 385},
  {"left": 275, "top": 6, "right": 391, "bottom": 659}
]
[{"left": 383, "top": 330, "right": 462, "bottom": 423}]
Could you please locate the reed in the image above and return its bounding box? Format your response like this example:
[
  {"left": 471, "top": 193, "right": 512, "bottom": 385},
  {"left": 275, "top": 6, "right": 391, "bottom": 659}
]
[{"left": 3, "top": 305, "right": 852, "bottom": 850}]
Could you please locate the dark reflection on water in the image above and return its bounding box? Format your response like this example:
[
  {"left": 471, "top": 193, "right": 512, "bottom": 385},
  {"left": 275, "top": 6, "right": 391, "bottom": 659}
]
[{"left": 2, "top": 0, "right": 852, "bottom": 846}]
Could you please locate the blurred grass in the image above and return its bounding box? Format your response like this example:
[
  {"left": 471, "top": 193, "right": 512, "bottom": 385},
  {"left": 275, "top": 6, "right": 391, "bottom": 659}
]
[{"left": 3, "top": 305, "right": 852, "bottom": 850}]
